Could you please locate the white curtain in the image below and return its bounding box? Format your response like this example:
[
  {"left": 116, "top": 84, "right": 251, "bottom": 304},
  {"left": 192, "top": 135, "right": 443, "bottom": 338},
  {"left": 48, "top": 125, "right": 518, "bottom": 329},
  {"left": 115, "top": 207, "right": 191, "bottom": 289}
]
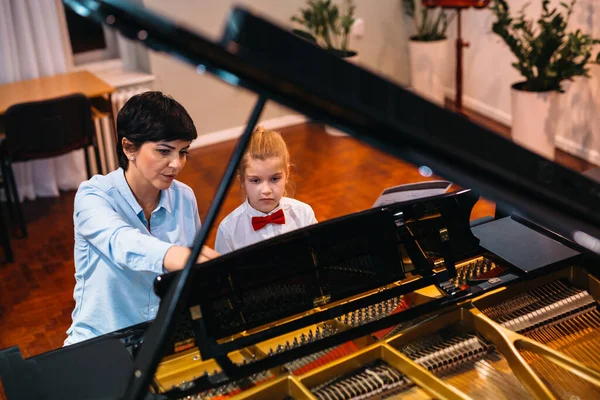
[{"left": 0, "top": 0, "right": 87, "bottom": 201}]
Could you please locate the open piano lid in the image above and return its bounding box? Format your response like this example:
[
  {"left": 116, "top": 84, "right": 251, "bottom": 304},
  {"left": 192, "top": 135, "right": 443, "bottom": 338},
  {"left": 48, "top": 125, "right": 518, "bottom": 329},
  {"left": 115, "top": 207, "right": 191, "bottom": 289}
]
[
  {"left": 40, "top": 1, "right": 600, "bottom": 399},
  {"left": 59, "top": 0, "right": 600, "bottom": 247}
]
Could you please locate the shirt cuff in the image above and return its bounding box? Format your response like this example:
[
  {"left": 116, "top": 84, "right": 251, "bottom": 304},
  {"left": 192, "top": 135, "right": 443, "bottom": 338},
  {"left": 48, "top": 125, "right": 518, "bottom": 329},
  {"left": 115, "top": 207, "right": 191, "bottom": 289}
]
[{"left": 147, "top": 240, "right": 177, "bottom": 274}]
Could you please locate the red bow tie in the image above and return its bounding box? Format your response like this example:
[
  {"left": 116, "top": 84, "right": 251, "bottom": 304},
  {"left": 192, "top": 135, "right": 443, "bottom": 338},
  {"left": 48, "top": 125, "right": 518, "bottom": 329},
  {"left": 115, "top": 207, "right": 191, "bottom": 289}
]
[{"left": 252, "top": 209, "right": 285, "bottom": 231}]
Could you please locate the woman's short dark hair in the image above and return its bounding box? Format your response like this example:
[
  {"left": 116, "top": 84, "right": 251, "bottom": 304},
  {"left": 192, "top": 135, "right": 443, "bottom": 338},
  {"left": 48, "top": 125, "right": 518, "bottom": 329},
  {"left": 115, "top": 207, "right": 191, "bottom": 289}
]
[{"left": 116, "top": 91, "right": 197, "bottom": 170}]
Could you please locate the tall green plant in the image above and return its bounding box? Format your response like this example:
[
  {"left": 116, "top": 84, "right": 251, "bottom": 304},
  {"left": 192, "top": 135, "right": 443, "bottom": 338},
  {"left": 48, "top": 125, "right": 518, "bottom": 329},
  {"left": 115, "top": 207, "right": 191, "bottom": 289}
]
[
  {"left": 490, "top": 0, "right": 599, "bottom": 92},
  {"left": 402, "top": 0, "right": 454, "bottom": 41},
  {"left": 291, "top": 0, "right": 356, "bottom": 54}
]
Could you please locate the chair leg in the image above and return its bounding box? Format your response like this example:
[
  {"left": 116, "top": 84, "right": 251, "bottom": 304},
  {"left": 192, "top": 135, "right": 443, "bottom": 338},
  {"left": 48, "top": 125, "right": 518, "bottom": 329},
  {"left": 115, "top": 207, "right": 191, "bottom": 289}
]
[
  {"left": 0, "top": 208, "right": 13, "bottom": 263},
  {"left": 84, "top": 147, "right": 92, "bottom": 179},
  {"left": 93, "top": 143, "right": 102, "bottom": 175},
  {"left": 0, "top": 161, "right": 15, "bottom": 226},
  {"left": 4, "top": 162, "right": 26, "bottom": 238}
]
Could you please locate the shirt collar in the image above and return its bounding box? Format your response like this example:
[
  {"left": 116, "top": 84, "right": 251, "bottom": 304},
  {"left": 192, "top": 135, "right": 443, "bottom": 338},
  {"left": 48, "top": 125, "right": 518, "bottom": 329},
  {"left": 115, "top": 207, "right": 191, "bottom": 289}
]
[
  {"left": 244, "top": 198, "right": 284, "bottom": 217},
  {"left": 113, "top": 168, "right": 172, "bottom": 215},
  {"left": 157, "top": 188, "right": 173, "bottom": 214},
  {"left": 114, "top": 168, "right": 143, "bottom": 215}
]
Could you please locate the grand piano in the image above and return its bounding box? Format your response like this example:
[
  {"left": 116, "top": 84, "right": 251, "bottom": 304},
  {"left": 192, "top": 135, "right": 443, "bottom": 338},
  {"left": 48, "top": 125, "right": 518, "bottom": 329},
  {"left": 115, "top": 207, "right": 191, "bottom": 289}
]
[{"left": 1, "top": 1, "right": 600, "bottom": 399}]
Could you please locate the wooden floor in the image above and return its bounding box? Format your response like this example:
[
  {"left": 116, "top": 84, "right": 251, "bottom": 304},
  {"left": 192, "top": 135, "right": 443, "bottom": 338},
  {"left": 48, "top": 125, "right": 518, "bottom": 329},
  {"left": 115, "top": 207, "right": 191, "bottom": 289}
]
[{"left": 0, "top": 108, "right": 596, "bottom": 391}]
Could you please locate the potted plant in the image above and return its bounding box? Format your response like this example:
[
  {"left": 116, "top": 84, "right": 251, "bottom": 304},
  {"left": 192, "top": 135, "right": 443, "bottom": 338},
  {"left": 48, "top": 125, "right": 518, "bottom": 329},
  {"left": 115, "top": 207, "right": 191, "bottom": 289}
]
[
  {"left": 291, "top": 0, "right": 358, "bottom": 136},
  {"left": 403, "top": 0, "right": 454, "bottom": 106},
  {"left": 490, "top": 0, "right": 599, "bottom": 159},
  {"left": 291, "top": 0, "right": 358, "bottom": 61}
]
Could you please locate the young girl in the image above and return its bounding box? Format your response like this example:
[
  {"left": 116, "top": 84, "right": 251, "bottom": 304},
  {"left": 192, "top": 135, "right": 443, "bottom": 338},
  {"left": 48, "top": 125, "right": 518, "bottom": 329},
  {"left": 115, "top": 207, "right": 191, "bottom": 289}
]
[{"left": 215, "top": 126, "right": 317, "bottom": 254}]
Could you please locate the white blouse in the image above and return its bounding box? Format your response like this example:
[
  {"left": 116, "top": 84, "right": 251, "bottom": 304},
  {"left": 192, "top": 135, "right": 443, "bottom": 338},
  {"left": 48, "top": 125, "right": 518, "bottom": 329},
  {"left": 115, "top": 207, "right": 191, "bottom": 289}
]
[{"left": 215, "top": 197, "right": 317, "bottom": 254}]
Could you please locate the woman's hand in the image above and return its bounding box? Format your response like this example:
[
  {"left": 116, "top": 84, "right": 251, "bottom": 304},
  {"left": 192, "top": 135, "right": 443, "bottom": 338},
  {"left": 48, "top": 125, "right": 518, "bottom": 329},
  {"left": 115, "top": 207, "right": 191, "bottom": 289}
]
[
  {"left": 197, "top": 246, "right": 220, "bottom": 263},
  {"left": 164, "top": 245, "right": 220, "bottom": 272}
]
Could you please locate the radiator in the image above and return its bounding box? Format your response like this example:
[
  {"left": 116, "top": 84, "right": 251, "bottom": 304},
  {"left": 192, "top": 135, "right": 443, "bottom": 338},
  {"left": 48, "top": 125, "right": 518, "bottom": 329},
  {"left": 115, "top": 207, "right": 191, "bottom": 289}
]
[{"left": 88, "top": 86, "right": 150, "bottom": 175}]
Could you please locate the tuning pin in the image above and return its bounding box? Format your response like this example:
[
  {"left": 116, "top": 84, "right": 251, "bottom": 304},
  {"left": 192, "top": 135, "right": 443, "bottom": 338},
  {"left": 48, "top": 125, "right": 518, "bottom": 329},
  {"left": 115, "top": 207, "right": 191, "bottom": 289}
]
[
  {"left": 308, "top": 330, "right": 313, "bottom": 341},
  {"left": 285, "top": 341, "right": 291, "bottom": 350},
  {"left": 268, "top": 348, "right": 274, "bottom": 356},
  {"left": 301, "top": 333, "right": 306, "bottom": 344},
  {"left": 276, "top": 344, "right": 283, "bottom": 353},
  {"left": 316, "top": 326, "right": 321, "bottom": 337},
  {"left": 293, "top": 337, "right": 299, "bottom": 347}
]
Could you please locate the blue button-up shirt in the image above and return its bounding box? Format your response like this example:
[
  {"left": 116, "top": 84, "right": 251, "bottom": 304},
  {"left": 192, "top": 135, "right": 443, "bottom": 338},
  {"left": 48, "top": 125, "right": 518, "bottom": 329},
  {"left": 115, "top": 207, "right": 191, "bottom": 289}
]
[{"left": 64, "top": 168, "right": 200, "bottom": 345}]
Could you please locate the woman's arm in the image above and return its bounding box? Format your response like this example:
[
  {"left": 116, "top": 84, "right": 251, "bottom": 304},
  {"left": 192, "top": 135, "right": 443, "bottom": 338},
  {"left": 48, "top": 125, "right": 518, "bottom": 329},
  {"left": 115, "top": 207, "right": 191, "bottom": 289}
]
[
  {"left": 75, "top": 183, "right": 220, "bottom": 273},
  {"left": 75, "top": 188, "right": 173, "bottom": 273}
]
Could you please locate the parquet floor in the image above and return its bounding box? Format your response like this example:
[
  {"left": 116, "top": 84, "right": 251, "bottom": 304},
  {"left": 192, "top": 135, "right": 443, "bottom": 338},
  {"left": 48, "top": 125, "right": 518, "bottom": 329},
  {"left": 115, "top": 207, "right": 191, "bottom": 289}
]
[{"left": 0, "top": 111, "right": 595, "bottom": 397}]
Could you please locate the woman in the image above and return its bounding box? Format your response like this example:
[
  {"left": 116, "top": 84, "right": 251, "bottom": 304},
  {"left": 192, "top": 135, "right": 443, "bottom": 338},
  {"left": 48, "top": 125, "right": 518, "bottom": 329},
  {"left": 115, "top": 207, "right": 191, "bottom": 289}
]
[{"left": 64, "top": 91, "right": 218, "bottom": 346}]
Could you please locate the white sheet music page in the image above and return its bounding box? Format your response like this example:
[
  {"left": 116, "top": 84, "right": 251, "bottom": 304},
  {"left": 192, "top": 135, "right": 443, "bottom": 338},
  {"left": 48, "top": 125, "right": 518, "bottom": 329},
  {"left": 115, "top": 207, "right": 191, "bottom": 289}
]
[{"left": 372, "top": 181, "right": 453, "bottom": 207}]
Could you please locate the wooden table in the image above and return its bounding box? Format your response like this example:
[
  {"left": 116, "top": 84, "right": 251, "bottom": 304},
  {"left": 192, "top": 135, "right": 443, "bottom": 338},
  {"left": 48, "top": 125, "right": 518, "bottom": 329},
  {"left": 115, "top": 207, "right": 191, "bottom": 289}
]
[
  {"left": 0, "top": 70, "right": 115, "bottom": 115},
  {"left": 0, "top": 70, "right": 117, "bottom": 175}
]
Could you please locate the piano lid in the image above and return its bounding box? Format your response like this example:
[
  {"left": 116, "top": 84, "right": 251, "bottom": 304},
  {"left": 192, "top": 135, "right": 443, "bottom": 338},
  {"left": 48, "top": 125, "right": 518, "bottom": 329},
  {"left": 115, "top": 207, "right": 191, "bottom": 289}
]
[{"left": 64, "top": 0, "right": 600, "bottom": 252}]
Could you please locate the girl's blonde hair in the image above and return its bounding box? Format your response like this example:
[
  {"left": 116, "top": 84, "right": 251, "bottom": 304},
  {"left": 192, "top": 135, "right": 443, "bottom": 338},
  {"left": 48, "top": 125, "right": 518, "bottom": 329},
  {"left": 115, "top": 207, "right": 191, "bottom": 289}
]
[{"left": 238, "top": 126, "right": 294, "bottom": 196}]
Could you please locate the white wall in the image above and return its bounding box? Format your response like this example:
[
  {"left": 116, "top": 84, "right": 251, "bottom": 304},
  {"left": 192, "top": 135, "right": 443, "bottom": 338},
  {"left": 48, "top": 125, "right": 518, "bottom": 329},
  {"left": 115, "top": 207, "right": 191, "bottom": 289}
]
[
  {"left": 143, "top": 0, "right": 411, "bottom": 137},
  {"left": 555, "top": 0, "right": 600, "bottom": 163}
]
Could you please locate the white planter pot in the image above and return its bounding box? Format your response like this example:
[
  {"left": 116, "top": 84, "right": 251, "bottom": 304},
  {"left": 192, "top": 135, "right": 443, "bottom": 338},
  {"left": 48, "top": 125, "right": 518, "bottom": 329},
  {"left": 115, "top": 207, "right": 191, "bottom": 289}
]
[
  {"left": 408, "top": 39, "right": 449, "bottom": 106},
  {"left": 511, "top": 83, "right": 561, "bottom": 160},
  {"left": 325, "top": 53, "right": 359, "bottom": 137}
]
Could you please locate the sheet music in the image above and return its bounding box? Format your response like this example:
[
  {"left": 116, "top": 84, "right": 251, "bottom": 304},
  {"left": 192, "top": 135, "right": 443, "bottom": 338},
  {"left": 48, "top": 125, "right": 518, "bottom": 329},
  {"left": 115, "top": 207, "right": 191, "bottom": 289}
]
[{"left": 373, "top": 180, "right": 452, "bottom": 207}]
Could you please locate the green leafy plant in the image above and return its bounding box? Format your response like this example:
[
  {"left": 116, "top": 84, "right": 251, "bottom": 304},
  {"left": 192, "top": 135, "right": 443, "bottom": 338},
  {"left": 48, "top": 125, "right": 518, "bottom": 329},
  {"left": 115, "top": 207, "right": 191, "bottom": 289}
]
[
  {"left": 490, "top": 0, "right": 600, "bottom": 92},
  {"left": 402, "top": 0, "right": 454, "bottom": 41},
  {"left": 291, "top": 0, "right": 356, "bottom": 56}
]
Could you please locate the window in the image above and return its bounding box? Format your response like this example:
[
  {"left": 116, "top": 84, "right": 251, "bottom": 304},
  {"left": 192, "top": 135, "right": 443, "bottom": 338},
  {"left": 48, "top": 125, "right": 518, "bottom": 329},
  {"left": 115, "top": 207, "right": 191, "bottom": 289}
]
[{"left": 62, "top": 5, "right": 119, "bottom": 66}]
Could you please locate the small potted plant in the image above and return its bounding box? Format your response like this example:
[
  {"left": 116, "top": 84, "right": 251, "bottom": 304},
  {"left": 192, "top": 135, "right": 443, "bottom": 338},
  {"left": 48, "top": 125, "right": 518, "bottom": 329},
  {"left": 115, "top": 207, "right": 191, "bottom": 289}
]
[
  {"left": 292, "top": 0, "right": 358, "bottom": 136},
  {"left": 403, "top": 0, "right": 454, "bottom": 106},
  {"left": 291, "top": 0, "right": 358, "bottom": 61},
  {"left": 490, "top": 0, "right": 599, "bottom": 159}
]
